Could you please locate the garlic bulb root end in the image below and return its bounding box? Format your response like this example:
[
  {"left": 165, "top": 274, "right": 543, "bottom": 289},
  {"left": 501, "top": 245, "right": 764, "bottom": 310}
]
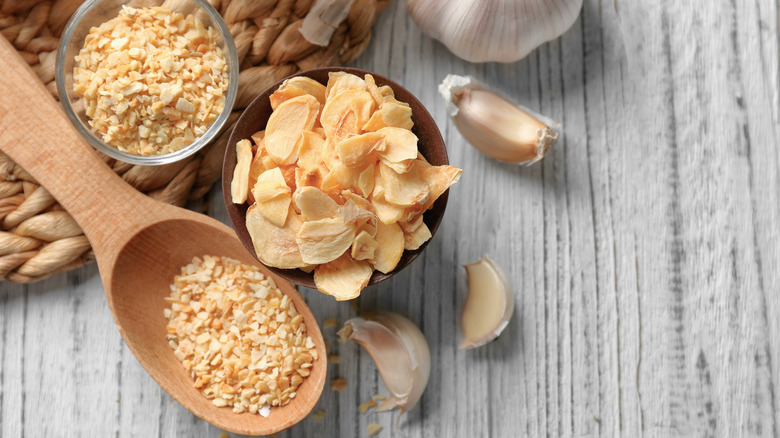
[{"left": 530, "top": 126, "right": 558, "bottom": 165}]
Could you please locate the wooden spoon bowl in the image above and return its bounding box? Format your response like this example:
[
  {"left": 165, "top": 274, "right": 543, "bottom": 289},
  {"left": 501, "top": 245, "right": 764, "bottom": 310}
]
[
  {"left": 222, "top": 67, "right": 450, "bottom": 290},
  {"left": 0, "top": 37, "right": 325, "bottom": 436}
]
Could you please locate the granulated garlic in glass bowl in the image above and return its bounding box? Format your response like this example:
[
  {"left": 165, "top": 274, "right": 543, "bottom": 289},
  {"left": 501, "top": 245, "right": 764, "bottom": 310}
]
[{"left": 56, "top": 0, "right": 238, "bottom": 165}]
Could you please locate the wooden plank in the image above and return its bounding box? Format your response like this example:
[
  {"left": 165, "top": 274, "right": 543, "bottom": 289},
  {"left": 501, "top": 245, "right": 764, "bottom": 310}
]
[{"left": 1, "top": 283, "right": 25, "bottom": 438}]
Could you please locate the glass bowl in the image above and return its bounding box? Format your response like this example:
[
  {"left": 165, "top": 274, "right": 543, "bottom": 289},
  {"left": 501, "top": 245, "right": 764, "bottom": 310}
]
[{"left": 55, "top": 0, "right": 239, "bottom": 165}]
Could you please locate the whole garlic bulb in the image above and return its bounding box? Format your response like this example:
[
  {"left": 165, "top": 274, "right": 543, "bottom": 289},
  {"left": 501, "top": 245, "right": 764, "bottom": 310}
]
[{"left": 407, "top": 0, "right": 583, "bottom": 63}]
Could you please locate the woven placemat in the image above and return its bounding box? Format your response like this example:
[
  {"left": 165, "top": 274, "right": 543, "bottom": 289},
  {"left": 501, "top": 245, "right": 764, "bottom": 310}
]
[{"left": 0, "top": 0, "right": 388, "bottom": 283}]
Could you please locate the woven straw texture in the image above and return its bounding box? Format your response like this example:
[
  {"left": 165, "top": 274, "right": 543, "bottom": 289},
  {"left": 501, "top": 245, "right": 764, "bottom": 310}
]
[{"left": 0, "top": 0, "right": 388, "bottom": 283}]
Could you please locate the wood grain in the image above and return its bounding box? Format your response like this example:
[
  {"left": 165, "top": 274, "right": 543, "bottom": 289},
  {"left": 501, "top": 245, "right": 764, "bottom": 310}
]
[{"left": 2, "top": 0, "right": 779, "bottom": 437}]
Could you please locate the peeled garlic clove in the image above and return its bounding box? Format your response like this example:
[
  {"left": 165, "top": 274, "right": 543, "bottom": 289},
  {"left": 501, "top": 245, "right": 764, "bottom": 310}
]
[
  {"left": 460, "top": 256, "right": 514, "bottom": 349},
  {"left": 440, "top": 74, "right": 558, "bottom": 165},
  {"left": 338, "top": 311, "right": 430, "bottom": 415},
  {"left": 407, "top": 0, "right": 583, "bottom": 63}
]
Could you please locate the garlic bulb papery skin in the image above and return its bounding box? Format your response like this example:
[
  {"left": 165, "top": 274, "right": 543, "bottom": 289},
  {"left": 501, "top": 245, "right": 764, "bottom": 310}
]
[
  {"left": 440, "top": 74, "right": 559, "bottom": 165},
  {"left": 460, "top": 255, "right": 514, "bottom": 349},
  {"left": 300, "top": 0, "right": 355, "bottom": 46},
  {"left": 338, "top": 311, "right": 431, "bottom": 416},
  {"left": 407, "top": 0, "right": 583, "bottom": 63}
]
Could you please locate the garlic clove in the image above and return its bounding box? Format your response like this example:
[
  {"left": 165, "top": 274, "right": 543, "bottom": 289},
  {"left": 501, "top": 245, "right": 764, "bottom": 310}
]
[
  {"left": 460, "top": 255, "right": 514, "bottom": 349},
  {"left": 440, "top": 74, "right": 559, "bottom": 165},
  {"left": 407, "top": 0, "right": 583, "bottom": 63},
  {"left": 338, "top": 311, "right": 430, "bottom": 415}
]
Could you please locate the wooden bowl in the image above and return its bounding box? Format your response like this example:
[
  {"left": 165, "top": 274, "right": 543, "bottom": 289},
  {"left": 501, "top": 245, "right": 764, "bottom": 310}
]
[{"left": 222, "top": 67, "right": 450, "bottom": 290}]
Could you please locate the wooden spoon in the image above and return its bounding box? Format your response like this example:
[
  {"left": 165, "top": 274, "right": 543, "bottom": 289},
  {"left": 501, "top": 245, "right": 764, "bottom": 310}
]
[{"left": 0, "top": 37, "right": 326, "bottom": 436}]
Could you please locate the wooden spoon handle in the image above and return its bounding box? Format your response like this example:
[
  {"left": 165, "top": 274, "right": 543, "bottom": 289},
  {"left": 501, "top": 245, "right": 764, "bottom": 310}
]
[{"left": 0, "top": 36, "right": 156, "bottom": 249}]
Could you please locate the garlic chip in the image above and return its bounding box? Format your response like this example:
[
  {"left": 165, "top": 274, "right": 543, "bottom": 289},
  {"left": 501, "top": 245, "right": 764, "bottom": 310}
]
[
  {"left": 351, "top": 230, "right": 378, "bottom": 261},
  {"left": 314, "top": 253, "right": 373, "bottom": 301},
  {"left": 320, "top": 90, "right": 375, "bottom": 143},
  {"left": 376, "top": 127, "right": 418, "bottom": 167},
  {"left": 340, "top": 200, "right": 377, "bottom": 237},
  {"left": 296, "top": 218, "right": 356, "bottom": 265},
  {"left": 371, "top": 221, "right": 404, "bottom": 274},
  {"left": 296, "top": 130, "right": 327, "bottom": 171},
  {"left": 370, "top": 186, "right": 406, "bottom": 226},
  {"left": 364, "top": 74, "right": 385, "bottom": 107},
  {"left": 251, "top": 168, "right": 292, "bottom": 227},
  {"left": 270, "top": 76, "right": 327, "bottom": 110},
  {"left": 403, "top": 222, "right": 431, "bottom": 251},
  {"left": 246, "top": 205, "right": 305, "bottom": 269},
  {"left": 326, "top": 71, "right": 368, "bottom": 99},
  {"left": 376, "top": 161, "right": 429, "bottom": 208},
  {"left": 230, "top": 139, "right": 253, "bottom": 204},
  {"left": 250, "top": 130, "right": 266, "bottom": 146},
  {"left": 265, "top": 94, "right": 320, "bottom": 165},
  {"left": 337, "top": 132, "right": 386, "bottom": 167},
  {"left": 294, "top": 186, "right": 340, "bottom": 221},
  {"left": 253, "top": 168, "right": 291, "bottom": 202},
  {"left": 379, "top": 101, "right": 414, "bottom": 130},
  {"left": 362, "top": 111, "right": 387, "bottom": 132},
  {"left": 417, "top": 160, "right": 463, "bottom": 212}
]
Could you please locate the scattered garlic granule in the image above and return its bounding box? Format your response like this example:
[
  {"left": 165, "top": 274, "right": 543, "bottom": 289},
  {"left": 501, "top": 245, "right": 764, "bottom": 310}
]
[
  {"left": 74, "top": 6, "right": 229, "bottom": 156},
  {"left": 330, "top": 378, "right": 348, "bottom": 392},
  {"left": 357, "top": 399, "right": 378, "bottom": 413},
  {"left": 312, "top": 409, "right": 326, "bottom": 422},
  {"left": 366, "top": 423, "right": 383, "bottom": 436},
  {"left": 165, "top": 256, "right": 317, "bottom": 414}
]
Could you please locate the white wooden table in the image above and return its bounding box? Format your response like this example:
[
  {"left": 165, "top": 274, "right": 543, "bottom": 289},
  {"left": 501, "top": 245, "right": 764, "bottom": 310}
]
[{"left": 2, "top": 1, "right": 779, "bottom": 436}]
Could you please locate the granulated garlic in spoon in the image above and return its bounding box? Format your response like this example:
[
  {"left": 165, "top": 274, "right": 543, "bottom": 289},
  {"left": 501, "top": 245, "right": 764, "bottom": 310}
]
[{"left": 165, "top": 256, "right": 318, "bottom": 415}]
